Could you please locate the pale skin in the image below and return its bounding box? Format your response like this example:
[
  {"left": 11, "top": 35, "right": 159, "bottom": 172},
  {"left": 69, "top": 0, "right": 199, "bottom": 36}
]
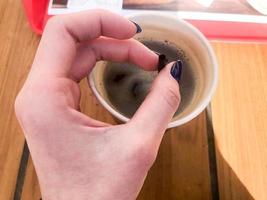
[{"left": 15, "top": 10, "right": 181, "bottom": 200}]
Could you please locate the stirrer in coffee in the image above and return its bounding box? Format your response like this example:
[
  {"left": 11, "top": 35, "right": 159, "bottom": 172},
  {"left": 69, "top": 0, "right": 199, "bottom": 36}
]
[{"left": 156, "top": 53, "right": 168, "bottom": 72}]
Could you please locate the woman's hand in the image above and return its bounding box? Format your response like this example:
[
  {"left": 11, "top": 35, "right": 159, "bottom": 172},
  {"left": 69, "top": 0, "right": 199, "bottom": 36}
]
[{"left": 15, "top": 10, "right": 180, "bottom": 200}]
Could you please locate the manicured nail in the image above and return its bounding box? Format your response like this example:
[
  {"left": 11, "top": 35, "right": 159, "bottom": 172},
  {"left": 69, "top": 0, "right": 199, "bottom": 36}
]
[
  {"left": 131, "top": 21, "right": 142, "bottom": 33},
  {"left": 170, "top": 60, "right": 183, "bottom": 83}
]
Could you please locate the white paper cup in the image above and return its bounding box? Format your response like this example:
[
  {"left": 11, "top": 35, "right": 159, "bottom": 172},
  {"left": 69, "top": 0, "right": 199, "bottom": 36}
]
[{"left": 88, "top": 13, "right": 218, "bottom": 128}]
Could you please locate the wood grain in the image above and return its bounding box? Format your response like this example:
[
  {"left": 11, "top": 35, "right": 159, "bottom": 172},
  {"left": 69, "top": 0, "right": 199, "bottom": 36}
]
[
  {"left": 211, "top": 42, "right": 267, "bottom": 200},
  {"left": 137, "top": 112, "right": 212, "bottom": 200},
  {"left": 0, "top": 0, "right": 40, "bottom": 199},
  {"left": 2, "top": 0, "right": 267, "bottom": 199},
  {"left": 21, "top": 157, "right": 41, "bottom": 200},
  {"left": 21, "top": 79, "right": 212, "bottom": 200}
]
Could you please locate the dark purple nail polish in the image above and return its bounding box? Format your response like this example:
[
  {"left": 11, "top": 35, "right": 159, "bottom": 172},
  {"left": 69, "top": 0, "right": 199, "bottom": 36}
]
[
  {"left": 170, "top": 60, "right": 183, "bottom": 83},
  {"left": 131, "top": 21, "right": 142, "bottom": 33}
]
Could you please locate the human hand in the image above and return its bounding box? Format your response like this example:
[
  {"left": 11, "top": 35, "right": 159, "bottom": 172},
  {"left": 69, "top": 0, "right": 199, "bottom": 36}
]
[{"left": 15, "top": 10, "right": 181, "bottom": 200}]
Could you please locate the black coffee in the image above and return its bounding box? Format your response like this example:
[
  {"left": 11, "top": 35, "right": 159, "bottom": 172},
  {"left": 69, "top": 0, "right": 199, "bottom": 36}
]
[{"left": 103, "top": 40, "right": 197, "bottom": 118}]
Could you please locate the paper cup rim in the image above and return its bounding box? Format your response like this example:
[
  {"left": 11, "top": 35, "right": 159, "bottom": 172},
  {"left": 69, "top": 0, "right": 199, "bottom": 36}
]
[{"left": 88, "top": 13, "right": 218, "bottom": 128}]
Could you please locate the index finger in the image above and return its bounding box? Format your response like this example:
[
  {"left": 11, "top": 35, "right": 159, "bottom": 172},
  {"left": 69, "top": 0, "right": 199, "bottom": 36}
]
[{"left": 31, "top": 9, "right": 139, "bottom": 76}]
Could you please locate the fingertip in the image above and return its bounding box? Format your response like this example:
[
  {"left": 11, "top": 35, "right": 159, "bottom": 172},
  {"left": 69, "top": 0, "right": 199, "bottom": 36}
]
[
  {"left": 137, "top": 46, "right": 159, "bottom": 71},
  {"left": 169, "top": 60, "right": 183, "bottom": 83},
  {"left": 160, "top": 61, "right": 183, "bottom": 87},
  {"left": 114, "top": 19, "right": 138, "bottom": 39},
  {"left": 143, "top": 49, "right": 159, "bottom": 70},
  {"left": 130, "top": 61, "right": 181, "bottom": 134},
  {"left": 131, "top": 21, "right": 142, "bottom": 34},
  {"left": 124, "top": 20, "right": 144, "bottom": 39},
  {"left": 156, "top": 61, "right": 181, "bottom": 93},
  {"left": 99, "top": 10, "right": 137, "bottom": 39},
  {"left": 102, "top": 10, "right": 140, "bottom": 39}
]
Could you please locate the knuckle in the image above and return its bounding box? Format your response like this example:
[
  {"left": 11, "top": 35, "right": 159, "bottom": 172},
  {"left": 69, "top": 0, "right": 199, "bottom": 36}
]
[{"left": 45, "top": 16, "right": 65, "bottom": 31}]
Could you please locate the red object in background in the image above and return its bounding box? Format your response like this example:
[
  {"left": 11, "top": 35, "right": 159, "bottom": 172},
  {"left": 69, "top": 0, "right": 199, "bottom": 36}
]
[
  {"left": 22, "top": 0, "right": 267, "bottom": 42},
  {"left": 22, "top": 0, "right": 50, "bottom": 34}
]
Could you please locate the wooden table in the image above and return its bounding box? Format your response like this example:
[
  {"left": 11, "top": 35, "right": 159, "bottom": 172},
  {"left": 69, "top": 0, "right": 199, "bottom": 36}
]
[{"left": 0, "top": 1, "right": 266, "bottom": 200}]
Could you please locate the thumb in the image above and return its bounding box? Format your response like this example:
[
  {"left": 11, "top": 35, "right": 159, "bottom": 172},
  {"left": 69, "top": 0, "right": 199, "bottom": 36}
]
[{"left": 129, "top": 60, "right": 182, "bottom": 135}]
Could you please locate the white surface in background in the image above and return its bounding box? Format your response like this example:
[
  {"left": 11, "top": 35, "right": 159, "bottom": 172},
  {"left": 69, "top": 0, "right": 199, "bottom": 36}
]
[
  {"left": 48, "top": 0, "right": 123, "bottom": 15},
  {"left": 48, "top": 0, "right": 267, "bottom": 23},
  {"left": 68, "top": 0, "right": 122, "bottom": 8},
  {"left": 247, "top": 0, "right": 267, "bottom": 15},
  {"left": 195, "top": 0, "right": 214, "bottom": 7}
]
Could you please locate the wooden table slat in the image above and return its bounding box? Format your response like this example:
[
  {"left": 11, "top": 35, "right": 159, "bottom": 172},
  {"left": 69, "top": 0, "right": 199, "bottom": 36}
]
[
  {"left": 1, "top": 1, "right": 267, "bottom": 200},
  {"left": 0, "top": 1, "right": 39, "bottom": 199},
  {"left": 212, "top": 43, "right": 267, "bottom": 200}
]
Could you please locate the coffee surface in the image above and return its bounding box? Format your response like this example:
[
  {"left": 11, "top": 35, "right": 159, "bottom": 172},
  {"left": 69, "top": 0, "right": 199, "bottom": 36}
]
[{"left": 103, "top": 40, "right": 197, "bottom": 118}]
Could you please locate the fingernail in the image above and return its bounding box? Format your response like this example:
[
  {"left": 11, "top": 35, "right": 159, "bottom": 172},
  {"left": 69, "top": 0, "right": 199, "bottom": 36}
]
[
  {"left": 131, "top": 21, "right": 142, "bottom": 33},
  {"left": 157, "top": 53, "right": 168, "bottom": 72},
  {"left": 170, "top": 60, "right": 183, "bottom": 83}
]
